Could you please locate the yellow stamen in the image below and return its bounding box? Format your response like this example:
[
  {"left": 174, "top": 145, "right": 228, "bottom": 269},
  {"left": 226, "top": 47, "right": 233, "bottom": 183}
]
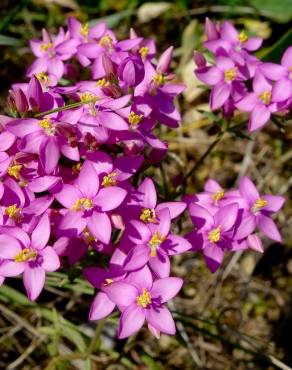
[
  {"left": 259, "top": 90, "right": 271, "bottom": 105},
  {"left": 40, "top": 42, "right": 53, "bottom": 51},
  {"left": 100, "top": 35, "right": 113, "bottom": 48},
  {"left": 72, "top": 162, "right": 82, "bottom": 174},
  {"left": 208, "top": 226, "right": 221, "bottom": 243},
  {"left": 71, "top": 198, "right": 93, "bottom": 211},
  {"left": 153, "top": 73, "right": 165, "bottom": 86},
  {"left": 139, "top": 46, "right": 149, "bottom": 59},
  {"left": 103, "top": 278, "right": 113, "bottom": 286},
  {"left": 80, "top": 92, "right": 98, "bottom": 104},
  {"left": 289, "top": 66, "right": 292, "bottom": 79},
  {"left": 5, "top": 204, "right": 22, "bottom": 220},
  {"left": 140, "top": 208, "right": 156, "bottom": 223},
  {"left": 252, "top": 198, "right": 268, "bottom": 213},
  {"left": 8, "top": 164, "right": 22, "bottom": 179},
  {"left": 238, "top": 30, "right": 248, "bottom": 43},
  {"left": 38, "top": 117, "right": 55, "bottom": 135},
  {"left": 224, "top": 67, "right": 238, "bottom": 82},
  {"left": 96, "top": 78, "right": 108, "bottom": 87},
  {"left": 101, "top": 172, "right": 117, "bottom": 187},
  {"left": 212, "top": 190, "right": 225, "bottom": 206},
  {"left": 36, "top": 71, "right": 50, "bottom": 85},
  {"left": 149, "top": 231, "right": 165, "bottom": 257},
  {"left": 80, "top": 23, "right": 89, "bottom": 37},
  {"left": 14, "top": 248, "right": 37, "bottom": 263},
  {"left": 137, "top": 288, "right": 152, "bottom": 308},
  {"left": 128, "top": 111, "right": 143, "bottom": 126}
]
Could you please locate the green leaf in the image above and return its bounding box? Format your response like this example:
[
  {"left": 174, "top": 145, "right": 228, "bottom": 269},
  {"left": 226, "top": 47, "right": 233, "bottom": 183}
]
[
  {"left": 0, "top": 285, "right": 35, "bottom": 306},
  {"left": 58, "top": 324, "right": 86, "bottom": 352},
  {"left": 249, "top": 0, "right": 292, "bottom": 23},
  {"left": 141, "top": 353, "right": 164, "bottom": 370},
  {"left": 0, "top": 34, "right": 22, "bottom": 46}
]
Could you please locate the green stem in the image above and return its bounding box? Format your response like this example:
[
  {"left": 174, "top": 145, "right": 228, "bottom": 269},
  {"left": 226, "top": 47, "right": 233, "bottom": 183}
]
[{"left": 34, "top": 102, "right": 83, "bottom": 118}]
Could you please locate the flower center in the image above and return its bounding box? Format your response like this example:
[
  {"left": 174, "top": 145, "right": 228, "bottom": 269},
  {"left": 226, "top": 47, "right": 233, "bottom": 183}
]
[
  {"left": 36, "top": 71, "right": 50, "bottom": 85},
  {"left": 8, "top": 164, "right": 22, "bottom": 179},
  {"left": 153, "top": 73, "right": 165, "bottom": 86},
  {"left": 139, "top": 46, "right": 149, "bottom": 59},
  {"left": 38, "top": 117, "right": 55, "bottom": 135},
  {"left": 96, "top": 78, "right": 108, "bottom": 87},
  {"left": 238, "top": 30, "right": 248, "bottom": 43},
  {"left": 14, "top": 248, "right": 37, "bottom": 263},
  {"left": 71, "top": 198, "right": 93, "bottom": 211},
  {"left": 224, "top": 67, "right": 238, "bottom": 82},
  {"left": 80, "top": 92, "right": 98, "bottom": 104},
  {"left": 40, "top": 42, "right": 53, "bottom": 51},
  {"left": 5, "top": 204, "right": 22, "bottom": 221},
  {"left": 82, "top": 228, "right": 96, "bottom": 245},
  {"left": 212, "top": 190, "right": 225, "bottom": 206},
  {"left": 101, "top": 172, "right": 117, "bottom": 187},
  {"left": 259, "top": 90, "right": 271, "bottom": 105},
  {"left": 128, "top": 111, "right": 143, "bottom": 126},
  {"left": 140, "top": 208, "right": 156, "bottom": 223},
  {"left": 149, "top": 231, "right": 165, "bottom": 257},
  {"left": 208, "top": 226, "right": 221, "bottom": 243},
  {"left": 72, "top": 162, "right": 82, "bottom": 174},
  {"left": 137, "top": 288, "right": 152, "bottom": 308},
  {"left": 80, "top": 23, "right": 89, "bottom": 37},
  {"left": 252, "top": 198, "right": 268, "bottom": 213},
  {"left": 103, "top": 278, "right": 114, "bottom": 286},
  {"left": 100, "top": 35, "right": 113, "bottom": 48}
]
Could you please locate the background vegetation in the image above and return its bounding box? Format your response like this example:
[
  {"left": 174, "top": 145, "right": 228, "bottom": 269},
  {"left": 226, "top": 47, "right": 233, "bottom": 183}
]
[{"left": 0, "top": 1, "right": 291, "bottom": 369}]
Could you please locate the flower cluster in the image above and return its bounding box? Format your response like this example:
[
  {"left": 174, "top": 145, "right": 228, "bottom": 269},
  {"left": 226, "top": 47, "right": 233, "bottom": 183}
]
[
  {"left": 194, "top": 19, "right": 292, "bottom": 131},
  {"left": 185, "top": 177, "right": 285, "bottom": 272},
  {"left": 0, "top": 17, "right": 285, "bottom": 340}
]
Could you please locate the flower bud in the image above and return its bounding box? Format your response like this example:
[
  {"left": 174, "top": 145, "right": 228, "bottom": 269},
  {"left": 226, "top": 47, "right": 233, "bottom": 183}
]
[
  {"left": 193, "top": 51, "right": 206, "bottom": 68},
  {"left": 118, "top": 55, "right": 145, "bottom": 87},
  {"left": 102, "top": 54, "right": 116, "bottom": 79},
  {"left": 157, "top": 46, "right": 173, "bottom": 73},
  {"left": 205, "top": 17, "right": 219, "bottom": 40}
]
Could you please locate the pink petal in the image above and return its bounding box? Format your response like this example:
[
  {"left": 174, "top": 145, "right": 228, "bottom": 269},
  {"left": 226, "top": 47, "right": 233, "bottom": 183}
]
[
  {"left": 146, "top": 306, "right": 175, "bottom": 335},
  {"left": 249, "top": 104, "right": 271, "bottom": 132},
  {"left": 261, "top": 195, "right": 285, "bottom": 212},
  {"left": 125, "top": 265, "right": 153, "bottom": 291},
  {"left": 235, "top": 92, "right": 257, "bottom": 112},
  {"left": 127, "top": 220, "right": 151, "bottom": 244},
  {"left": 94, "top": 187, "right": 127, "bottom": 211},
  {"left": 118, "top": 304, "right": 145, "bottom": 339},
  {"left": 260, "top": 63, "right": 287, "bottom": 80},
  {"left": 123, "top": 245, "right": 150, "bottom": 271},
  {"left": 77, "top": 161, "right": 99, "bottom": 198},
  {"left": 55, "top": 184, "right": 81, "bottom": 209},
  {"left": 247, "top": 234, "right": 264, "bottom": 253},
  {"left": 204, "top": 244, "right": 224, "bottom": 273},
  {"left": 87, "top": 211, "right": 111, "bottom": 244},
  {"left": 210, "top": 83, "right": 231, "bottom": 110},
  {"left": 0, "top": 260, "right": 25, "bottom": 277},
  {"left": 195, "top": 66, "right": 223, "bottom": 86},
  {"left": 151, "top": 277, "right": 183, "bottom": 303},
  {"left": 0, "top": 234, "right": 21, "bottom": 258},
  {"left": 239, "top": 176, "right": 259, "bottom": 204},
  {"left": 272, "top": 79, "right": 292, "bottom": 102},
  {"left": 162, "top": 235, "right": 192, "bottom": 255},
  {"left": 281, "top": 46, "right": 292, "bottom": 68},
  {"left": 98, "top": 111, "right": 129, "bottom": 131},
  {"left": 149, "top": 251, "right": 170, "bottom": 278},
  {"left": 39, "top": 246, "right": 60, "bottom": 271},
  {"left": 257, "top": 214, "right": 282, "bottom": 242},
  {"left": 39, "top": 137, "right": 60, "bottom": 174},
  {"left": 6, "top": 118, "right": 39, "bottom": 137},
  {"left": 89, "top": 292, "right": 116, "bottom": 320},
  {"left": 138, "top": 177, "right": 157, "bottom": 209},
  {"left": 59, "top": 211, "right": 87, "bottom": 237},
  {"left": 31, "top": 213, "right": 50, "bottom": 250},
  {"left": 189, "top": 203, "right": 213, "bottom": 230},
  {"left": 214, "top": 203, "right": 238, "bottom": 231},
  {"left": 156, "top": 201, "right": 187, "bottom": 219},
  {"left": 104, "top": 282, "right": 138, "bottom": 306},
  {"left": 23, "top": 267, "right": 45, "bottom": 301}
]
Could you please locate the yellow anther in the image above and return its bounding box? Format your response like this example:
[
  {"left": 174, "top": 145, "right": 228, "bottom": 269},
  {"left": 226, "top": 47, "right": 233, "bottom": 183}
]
[
  {"left": 208, "top": 226, "right": 221, "bottom": 243},
  {"left": 238, "top": 31, "right": 248, "bottom": 43},
  {"left": 128, "top": 111, "right": 143, "bottom": 126},
  {"left": 71, "top": 198, "right": 93, "bottom": 211},
  {"left": 259, "top": 90, "right": 271, "bottom": 105},
  {"left": 140, "top": 208, "right": 156, "bottom": 223},
  {"left": 103, "top": 278, "right": 114, "bottom": 286},
  {"left": 101, "top": 172, "right": 117, "bottom": 187},
  {"left": 153, "top": 73, "right": 165, "bottom": 86},
  {"left": 14, "top": 248, "right": 37, "bottom": 263},
  {"left": 40, "top": 42, "right": 53, "bottom": 51},
  {"left": 149, "top": 231, "right": 165, "bottom": 257},
  {"left": 224, "top": 67, "right": 238, "bottom": 82},
  {"left": 8, "top": 164, "right": 22, "bottom": 179},
  {"left": 96, "top": 78, "right": 108, "bottom": 87},
  {"left": 100, "top": 35, "right": 113, "bottom": 48},
  {"left": 212, "top": 190, "right": 225, "bottom": 206},
  {"left": 36, "top": 71, "right": 50, "bottom": 84},
  {"left": 139, "top": 46, "right": 149, "bottom": 59},
  {"left": 252, "top": 198, "right": 268, "bottom": 213},
  {"left": 80, "top": 92, "right": 98, "bottom": 104},
  {"left": 72, "top": 162, "right": 82, "bottom": 174},
  {"left": 289, "top": 66, "right": 292, "bottom": 79},
  {"left": 19, "top": 180, "right": 28, "bottom": 187},
  {"left": 80, "top": 23, "right": 89, "bottom": 37},
  {"left": 5, "top": 204, "right": 22, "bottom": 220},
  {"left": 38, "top": 117, "right": 55, "bottom": 135},
  {"left": 137, "top": 288, "right": 152, "bottom": 308}
]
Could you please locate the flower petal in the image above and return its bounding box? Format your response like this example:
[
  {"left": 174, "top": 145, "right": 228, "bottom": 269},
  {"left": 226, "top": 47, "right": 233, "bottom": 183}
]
[
  {"left": 89, "top": 292, "right": 116, "bottom": 321},
  {"left": 151, "top": 277, "right": 183, "bottom": 303},
  {"left": 257, "top": 214, "right": 282, "bottom": 242},
  {"left": 87, "top": 211, "right": 111, "bottom": 244},
  {"left": 204, "top": 244, "right": 224, "bottom": 273},
  {"left": 77, "top": 161, "right": 99, "bottom": 198},
  {"left": 31, "top": 213, "right": 50, "bottom": 250},
  {"left": 104, "top": 282, "right": 137, "bottom": 306},
  {"left": 146, "top": 306, "right": 175, "bottom": 335},
  {"left": 23, "top": 267, "right": 45, "bottom": 301},
  {"left": 118, "top": 304, "right": 145, "bottom": 339},
  {"left": 94, "top": 187, "right": 127, "bottom": 211},
  {"left": 39, "top": 246, "right": 60, "bottom": 271}
]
